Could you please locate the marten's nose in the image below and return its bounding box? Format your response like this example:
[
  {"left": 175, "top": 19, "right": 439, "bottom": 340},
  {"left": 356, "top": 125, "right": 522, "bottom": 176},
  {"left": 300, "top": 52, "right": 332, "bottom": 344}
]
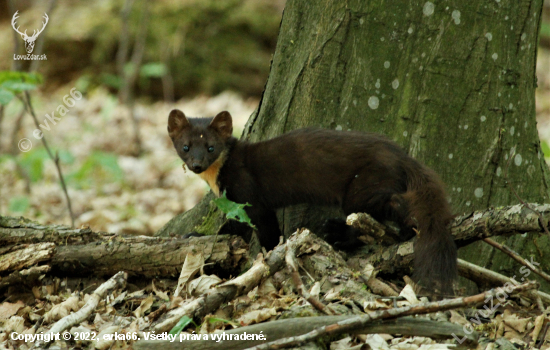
[{"left": 192, "top": 163, "right": 203, "bottom": 172}]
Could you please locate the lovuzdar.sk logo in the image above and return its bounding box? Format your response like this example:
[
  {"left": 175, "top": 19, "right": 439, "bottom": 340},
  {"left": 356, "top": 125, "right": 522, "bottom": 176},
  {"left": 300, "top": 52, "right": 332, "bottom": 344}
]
[{"left": 11, "top": 10, "right": 49, "bottom": 61}]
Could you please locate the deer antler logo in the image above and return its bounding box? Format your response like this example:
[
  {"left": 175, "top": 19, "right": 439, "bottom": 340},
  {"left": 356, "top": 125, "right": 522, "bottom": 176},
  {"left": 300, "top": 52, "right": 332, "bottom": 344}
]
[{"left": 11, "top": 11, "right": 49, "bottom": 54}]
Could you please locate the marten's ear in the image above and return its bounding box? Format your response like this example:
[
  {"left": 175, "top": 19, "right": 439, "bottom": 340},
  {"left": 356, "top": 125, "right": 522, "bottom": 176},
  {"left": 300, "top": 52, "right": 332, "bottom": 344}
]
[
  {"left": 168, "top": 109, "right": 190, "bottom": 138},
  {"left": 209, "top": 111, "right": 233, "bottom": 139}
]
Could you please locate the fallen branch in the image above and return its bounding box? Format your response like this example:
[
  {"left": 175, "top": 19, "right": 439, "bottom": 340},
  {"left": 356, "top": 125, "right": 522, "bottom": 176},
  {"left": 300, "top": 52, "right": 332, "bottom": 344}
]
[
  {"left": 348, "top": 203, "right": 550, "bottom": 277},
  {"left": 482, "top": 238, "right": 550, "bottom": 284},
  {"left": 36, "top": 271, "right": 127, "bottom": 347},
  {"left": 363, "top": 277, "right": 399, "bottom": 297},
  {"left": 0, "top": 216, "right": 247, "bottom": 279},
  {"left": 135, "top": 317, "right": 476, "bottom": 350},
  {"left": 457, "top": 258, "right": 550, "bottom": 304},
  {"left": 243, "top": 281, "right": 538, "bottom": 350}
]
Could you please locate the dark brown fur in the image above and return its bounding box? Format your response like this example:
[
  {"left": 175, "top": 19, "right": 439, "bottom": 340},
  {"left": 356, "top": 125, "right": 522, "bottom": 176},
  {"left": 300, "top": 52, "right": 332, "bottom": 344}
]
[{"left": 168, "top": 110, "right": 458, "bottom": 294}]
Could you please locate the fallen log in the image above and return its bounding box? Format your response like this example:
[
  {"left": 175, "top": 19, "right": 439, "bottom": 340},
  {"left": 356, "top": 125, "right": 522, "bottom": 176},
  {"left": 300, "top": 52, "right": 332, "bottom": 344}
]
[
  {"left": 135, "top": 317, "right": 477, "bottom": 350},
  {"left": 0, "top": 215, "right": 248, "bottom": 280}
]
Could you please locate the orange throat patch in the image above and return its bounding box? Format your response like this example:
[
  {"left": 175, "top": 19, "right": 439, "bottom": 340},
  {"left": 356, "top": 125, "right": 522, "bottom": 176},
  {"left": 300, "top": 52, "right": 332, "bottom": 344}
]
[{"left": 198, "top": 151, "right": 227, "bottom": 197}]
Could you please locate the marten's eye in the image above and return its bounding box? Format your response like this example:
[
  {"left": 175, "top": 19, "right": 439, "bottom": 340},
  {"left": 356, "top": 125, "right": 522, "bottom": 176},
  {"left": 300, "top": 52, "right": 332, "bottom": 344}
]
[
  {"left": 183, "top": 145, "right": 189, "bottom": 152},
  {"left": 208, "top": 146, "right": 214, "bottom": 153}
]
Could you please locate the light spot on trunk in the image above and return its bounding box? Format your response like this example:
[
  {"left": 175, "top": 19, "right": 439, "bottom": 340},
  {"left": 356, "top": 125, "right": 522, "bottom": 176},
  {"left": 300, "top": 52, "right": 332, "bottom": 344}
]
[
  {"left": 485, "top": 33, "right": 493, "bottom": 41},
  {"left": 452, "top": 10, "right": 461, "bottom": 24},
  {"left": 392, "top": 79, "right": 400, "bottom": 89},
  {"left": 423, "top": 2, "right": 435, "bottom": 16},
  {"left": 474, "top": 188, "right": 484, "bottom": 198},
  {"left": 514, "top": 154, "right": 522, "bottom": 166},
  {"left": 368, "top": 96, "right": 379, "bottom": 110}
]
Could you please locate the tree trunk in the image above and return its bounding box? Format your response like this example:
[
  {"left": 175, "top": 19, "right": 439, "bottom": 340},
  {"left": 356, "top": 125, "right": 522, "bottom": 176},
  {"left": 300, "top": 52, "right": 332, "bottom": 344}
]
[{"left": 161, "top": 0, "right": 550, "bottom": 290}]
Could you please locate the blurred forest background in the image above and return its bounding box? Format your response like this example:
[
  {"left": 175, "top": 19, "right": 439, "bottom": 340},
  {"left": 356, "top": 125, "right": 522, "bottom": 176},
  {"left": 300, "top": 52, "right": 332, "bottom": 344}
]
[{"left": 0, "top": 0, "right": 550, "bottom": 236}]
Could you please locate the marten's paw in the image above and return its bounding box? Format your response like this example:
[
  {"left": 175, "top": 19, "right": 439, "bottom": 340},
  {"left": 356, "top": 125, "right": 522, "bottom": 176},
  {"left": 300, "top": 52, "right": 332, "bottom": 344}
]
[{"left": 319, "top": 218, "right": 363, "bottom": 250}]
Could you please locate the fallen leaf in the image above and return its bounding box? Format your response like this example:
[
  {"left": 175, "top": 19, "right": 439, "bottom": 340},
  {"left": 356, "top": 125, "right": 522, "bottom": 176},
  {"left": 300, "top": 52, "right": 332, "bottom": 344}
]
[{"left": 0, "top": 301, "right": 25, "bottom": 320}]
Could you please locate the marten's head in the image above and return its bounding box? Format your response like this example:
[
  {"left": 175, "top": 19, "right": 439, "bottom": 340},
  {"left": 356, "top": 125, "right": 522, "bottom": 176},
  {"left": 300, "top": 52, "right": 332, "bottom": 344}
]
[{"left": 167, "top": 109, "right": 233, "bottom": 174}]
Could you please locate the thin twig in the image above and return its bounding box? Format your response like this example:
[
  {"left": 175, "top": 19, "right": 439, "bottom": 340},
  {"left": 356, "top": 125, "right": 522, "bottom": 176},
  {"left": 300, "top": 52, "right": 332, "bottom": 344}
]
[
  {"left": 244, "top": 281, "right": 538, "bottom": 350},
  {"left": 483, "top": 237, "right": 550, "bottom": 284},
  {"left": 504, "top": 148, "right": 550, "bottom": 239},
  {"left": 21, "top": 91, "right": 75, "bottom": 227},
  {"left": 457, "top": 258, "right": 550, "bottom": 304}
]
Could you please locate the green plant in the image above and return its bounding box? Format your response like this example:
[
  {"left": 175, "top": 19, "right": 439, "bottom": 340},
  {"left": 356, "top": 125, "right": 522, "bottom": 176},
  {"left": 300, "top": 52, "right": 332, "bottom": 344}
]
[
  {"left": 0, "top": 71, "right": 42, "bottom": 105},
  {"left": 213, "top": 191, "right": 255, "bottom": 228},
  {"left": 169, "top": 316, "right": 195, "bottom": 335}
]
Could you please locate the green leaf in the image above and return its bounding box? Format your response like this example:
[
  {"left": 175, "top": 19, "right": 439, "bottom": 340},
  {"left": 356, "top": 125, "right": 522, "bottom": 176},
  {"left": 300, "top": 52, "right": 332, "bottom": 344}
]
[
  {"left": 169, "top": 316, "right": 194, "bottom": 335},
  {"left": 213, "top": 191, "right": 256, "bottom": 228},
  {"left": 0, "top": 81, "right": 38, "bottom": 92},
  {"left": 140, "top": 63, "right": 167, "bottom": 78},
  {"left": 0, "top": 89, "right": 15, "bottom": 105},
  {"left": 0, "top": 71, "right": 43, "bottom": 100},
  {"left": 0, "top": 71, "right": 43, "bottom": 85},
  {"left": 9, "top": 196, "right": 30, "bottom": 213}
]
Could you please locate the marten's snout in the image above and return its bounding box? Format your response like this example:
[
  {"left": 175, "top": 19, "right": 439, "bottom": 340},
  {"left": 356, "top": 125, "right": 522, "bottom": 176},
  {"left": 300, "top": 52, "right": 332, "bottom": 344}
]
[{"left": 191, "top": 163, "right": 203, "bottom": 173}]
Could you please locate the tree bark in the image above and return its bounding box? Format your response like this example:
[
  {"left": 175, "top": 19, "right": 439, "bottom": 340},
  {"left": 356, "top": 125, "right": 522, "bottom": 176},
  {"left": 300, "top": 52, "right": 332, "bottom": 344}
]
[{"left": 160, "top": 0, "right": 550, "bottom": 290}]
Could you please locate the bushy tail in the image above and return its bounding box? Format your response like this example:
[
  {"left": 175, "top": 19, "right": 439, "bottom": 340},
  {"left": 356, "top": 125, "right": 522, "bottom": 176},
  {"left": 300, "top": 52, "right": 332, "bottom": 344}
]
[{"left": 402, "top": 164, "right": 457, "bottom": 296}]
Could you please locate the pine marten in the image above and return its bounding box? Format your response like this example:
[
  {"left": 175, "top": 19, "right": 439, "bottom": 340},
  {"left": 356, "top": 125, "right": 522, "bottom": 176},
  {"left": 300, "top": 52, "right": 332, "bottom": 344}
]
[{"left": 168, "top": 109, "right": 457, "bottom": 294}]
